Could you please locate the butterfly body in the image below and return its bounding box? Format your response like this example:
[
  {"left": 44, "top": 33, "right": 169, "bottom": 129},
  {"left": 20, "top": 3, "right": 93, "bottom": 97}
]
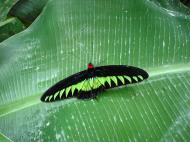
[{"left": 41, "top": 63, "right": 149, "bottom": 102}]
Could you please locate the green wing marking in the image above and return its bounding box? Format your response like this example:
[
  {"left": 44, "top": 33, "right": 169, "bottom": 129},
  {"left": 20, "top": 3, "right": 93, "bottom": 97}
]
[
  {"left": 59, "top": 89, "right": 65, "bottom": 98},
  {"left": 105, "top": 77, "right": 112, "bottom": 86},
  {"left": 75, "top": 81, "right": 85, "bottom": 91},
  {"left": 92, "top": 77, "right": 102, "bottom": 89},
  {"left": 110, "top": 76, "right": 118, "bottom": 86},
  {"left": 82, "top": 80, "right": 91, "bottom": 91},
  {"left": 138, "top": 75, "right": 143, "bottom": 80},
  {"left": 49, "top": 95, "right": 53, "bottom": 101},
  {"left": 117, "top": 76, "right": 125, "bottom": 84},
  {"left": 98, "top": 77, "right": 106, "bottom": 86},
  {"left": 71, "top": 84, "right": 78, "bottom": 95},
  {"left": 80, "top": 78, "right": 102, "bottom": 91},
  {"left": 54, "top": 91, "right": 59, "bottom": 100},
  {"left": 124, "top": 76, "right": 132, "bottom": 83},
  {"left": 65, "top": 86, "right": 71, "bottom": 97},
  {"left": 45, "top": 96, "right": 49, "bottom": 101},
  {"left": 89, "top": 78, "right": 94, "bottom": 87},
  {"left": 132, "top": 76, "right": 138, "bottom": 82}
]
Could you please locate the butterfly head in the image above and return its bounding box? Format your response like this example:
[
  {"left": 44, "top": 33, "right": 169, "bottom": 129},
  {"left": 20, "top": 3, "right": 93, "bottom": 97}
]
[{"left": 88, "top": 63, "right": 94, "bottom": 69}]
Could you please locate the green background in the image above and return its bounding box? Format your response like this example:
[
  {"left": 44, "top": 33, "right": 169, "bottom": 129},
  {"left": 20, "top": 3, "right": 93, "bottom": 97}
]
[{"left": 0, "top": 0, "right": 190, "bottom": 141}]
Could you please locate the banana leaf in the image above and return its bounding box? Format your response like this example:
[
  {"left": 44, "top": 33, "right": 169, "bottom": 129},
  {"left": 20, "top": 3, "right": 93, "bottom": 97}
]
[{"left": 0, "top": 0, "right": 190, "bottom": 141}]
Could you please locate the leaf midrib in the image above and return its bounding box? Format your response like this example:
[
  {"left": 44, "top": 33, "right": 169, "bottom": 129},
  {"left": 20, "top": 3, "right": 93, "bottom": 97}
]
[{"left": 0, "top": 63, "right": 190, "bottom": 118}]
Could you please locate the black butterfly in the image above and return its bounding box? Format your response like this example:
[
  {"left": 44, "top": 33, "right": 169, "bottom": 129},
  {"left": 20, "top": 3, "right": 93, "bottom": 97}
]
[{"left": 41, "top": 63, "right": 149, "bottom": 102}]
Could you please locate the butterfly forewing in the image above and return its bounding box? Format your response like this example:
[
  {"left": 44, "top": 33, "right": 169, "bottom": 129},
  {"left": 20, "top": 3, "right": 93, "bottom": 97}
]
[
  {"left": 41, "top": 70, "right": 88, "bottom": 102},
  {"left": 94, "top": 65, "right": 149, "bottom": 89},
  {"left": 41, "top": 74, "right": 104, "bottom": 102}
]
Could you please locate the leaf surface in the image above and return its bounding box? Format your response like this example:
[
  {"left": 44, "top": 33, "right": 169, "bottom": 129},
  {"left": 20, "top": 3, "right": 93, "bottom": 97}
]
[{"left": 0, "top": 0, "right": 190, "bottom": 141}]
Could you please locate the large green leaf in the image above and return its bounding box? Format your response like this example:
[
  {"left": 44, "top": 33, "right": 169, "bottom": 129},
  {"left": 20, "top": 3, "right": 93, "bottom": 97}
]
[{"left": 0, "top": 0, "right": 190, "bottom": 141}]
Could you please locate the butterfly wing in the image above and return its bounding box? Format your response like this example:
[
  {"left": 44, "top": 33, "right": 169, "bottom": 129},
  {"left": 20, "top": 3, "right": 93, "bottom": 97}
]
[
  {"left": 40, "top": 70, "right": 89, "bottom": 102},
  {"left": 94, "top": 65, "right": 149, "bottom": 89},
  {"left": 41, "top": 70, "right": 105, "bottom": 102}
]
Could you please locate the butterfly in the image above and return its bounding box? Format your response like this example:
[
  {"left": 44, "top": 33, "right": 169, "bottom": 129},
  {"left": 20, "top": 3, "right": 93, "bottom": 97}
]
[{"left": 41, "top": 63, "right": 149, "bottom": 102}]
